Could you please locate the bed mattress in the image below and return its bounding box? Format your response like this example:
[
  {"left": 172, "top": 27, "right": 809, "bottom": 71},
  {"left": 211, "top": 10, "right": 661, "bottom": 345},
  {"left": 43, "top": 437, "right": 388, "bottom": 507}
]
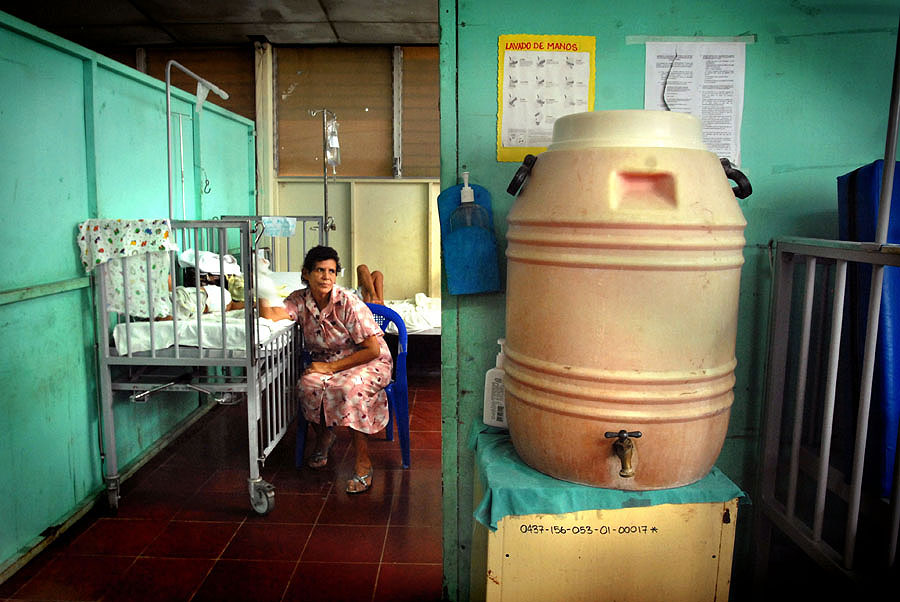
[
  {"left": 384, "top": 293, "right": 441, "bottom": 334},
  {"left": 112, "top": 309, "right": 294, "bottom": 355}
]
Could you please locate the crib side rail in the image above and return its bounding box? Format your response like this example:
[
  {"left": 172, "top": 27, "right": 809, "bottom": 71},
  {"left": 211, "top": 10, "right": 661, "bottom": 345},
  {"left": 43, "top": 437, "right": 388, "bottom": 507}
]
[
  {"left": 94, "top": 219, "right": 258, "bottom": 366},
  {"left": 756, "top": 237, "right": 900, "bottom": 584},
  {"left": 218, "top": 214, "right": 324, "bottom": 272},
  {"left": 256, "top": 322, "right": 301, "bottom": 464}
]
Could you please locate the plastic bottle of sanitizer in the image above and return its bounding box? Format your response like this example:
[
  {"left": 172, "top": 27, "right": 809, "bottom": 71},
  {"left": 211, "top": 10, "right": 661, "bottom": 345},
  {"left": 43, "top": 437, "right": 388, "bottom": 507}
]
[
  {"left": 449, "top": 172, "right": 491, "bottom": 231},
  {"left": 483, "top": 338, "right": 507, "bottom": 428}
]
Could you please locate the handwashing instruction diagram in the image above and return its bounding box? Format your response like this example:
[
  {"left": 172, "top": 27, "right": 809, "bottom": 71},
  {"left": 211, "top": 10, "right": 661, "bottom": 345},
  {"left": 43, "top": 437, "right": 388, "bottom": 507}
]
[{"left": 497, "top": 34, "right": 596, "bottom": 162}]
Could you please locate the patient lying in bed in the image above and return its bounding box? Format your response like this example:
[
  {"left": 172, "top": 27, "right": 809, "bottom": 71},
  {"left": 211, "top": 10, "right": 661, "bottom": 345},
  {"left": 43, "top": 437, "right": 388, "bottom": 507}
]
[
  {"left": 174, "top": 250, "right": 291, "bottom": 321},
  {"left": 166, "top": 283, "right": 235, "bottom": 317},
  {"left": 221, "top": 263, "right": 292, "bottom": 322},
  {"left": 161, "top": 267, "right": 291, "bottom": 322}
]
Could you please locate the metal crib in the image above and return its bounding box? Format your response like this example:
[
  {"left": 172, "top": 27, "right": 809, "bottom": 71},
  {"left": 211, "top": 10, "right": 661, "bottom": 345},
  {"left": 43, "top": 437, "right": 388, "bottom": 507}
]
[{"left": 93, "top": 219, "right": 302, "bottom": 515}]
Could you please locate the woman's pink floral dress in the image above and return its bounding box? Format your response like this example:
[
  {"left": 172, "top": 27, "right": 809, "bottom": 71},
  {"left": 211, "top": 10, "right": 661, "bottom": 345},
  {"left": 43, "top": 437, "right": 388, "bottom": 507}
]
[{"left": 295, "top": 285, "right": 392, "bottom": 434}]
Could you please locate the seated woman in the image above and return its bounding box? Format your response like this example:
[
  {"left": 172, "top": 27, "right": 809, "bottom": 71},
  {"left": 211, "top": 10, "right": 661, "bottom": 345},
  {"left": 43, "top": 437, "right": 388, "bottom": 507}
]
[{"left": 284, "top": 246, "right": 393, "bottom": 494}]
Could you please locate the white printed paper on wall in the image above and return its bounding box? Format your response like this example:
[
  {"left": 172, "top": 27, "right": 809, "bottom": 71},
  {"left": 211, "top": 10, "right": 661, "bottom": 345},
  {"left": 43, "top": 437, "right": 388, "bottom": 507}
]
[
  {"left": 498, "top": 34, "right": 596, "bottom": 162},
  {"left": 644, "top": 41, "right": 747, "bottom": 166}
]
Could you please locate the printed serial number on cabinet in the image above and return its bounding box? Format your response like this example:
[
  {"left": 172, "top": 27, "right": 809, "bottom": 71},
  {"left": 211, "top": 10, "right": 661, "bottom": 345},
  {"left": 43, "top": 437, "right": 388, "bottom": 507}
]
[{"left": 519, "top": 524, "right": 658, "bottom": 535}]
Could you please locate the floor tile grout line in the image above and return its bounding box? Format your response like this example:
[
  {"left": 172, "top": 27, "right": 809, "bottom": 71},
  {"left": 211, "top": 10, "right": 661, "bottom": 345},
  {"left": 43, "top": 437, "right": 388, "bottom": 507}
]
[
  {"left": 281, "top": 438, "right": 370, "bottom": 602},
  {"left": 182, "top": 479, "right": 250, "bottom": 602},
  {"left": 371, "top": 501, "right": 393, "bottom": 602},
  {"left": 277, "top": 441, "right": 336, "bottom": 601},
  {"left": 279, "top": 523, "right": 318, "bottom": 602},
  {"left": 5, "top": 376, "right": 441, "bottom": 602},
  {"left": 160, "top": 414, "right": 252, "bottom": 602}
]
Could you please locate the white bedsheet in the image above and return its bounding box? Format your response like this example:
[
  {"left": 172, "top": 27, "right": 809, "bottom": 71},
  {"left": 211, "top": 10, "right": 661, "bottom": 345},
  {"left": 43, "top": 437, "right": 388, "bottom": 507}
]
[
  {"left": 112, "top": 309, "right": 294, "bottom": 355},
  {"left": 384, "top": 294, "right": 441, "bottom": 334},
  {"left": 266, "top": 271, "right": 305, "bottom": 298}
]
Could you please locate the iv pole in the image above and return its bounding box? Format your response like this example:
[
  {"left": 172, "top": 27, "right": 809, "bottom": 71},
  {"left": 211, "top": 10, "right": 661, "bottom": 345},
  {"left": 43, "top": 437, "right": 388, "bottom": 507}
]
[
  {"left": 309, "top": 108, "right": 338, "bottom": 245},
  {"left": 165, "top": 60, "right": 229, "bottom": 222}
]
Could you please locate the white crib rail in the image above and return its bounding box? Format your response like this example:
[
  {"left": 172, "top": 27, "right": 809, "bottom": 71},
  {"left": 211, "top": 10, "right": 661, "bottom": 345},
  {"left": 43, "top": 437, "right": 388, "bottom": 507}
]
[{"left": 756, "top": 238, "right": 900, "bottom": 584}]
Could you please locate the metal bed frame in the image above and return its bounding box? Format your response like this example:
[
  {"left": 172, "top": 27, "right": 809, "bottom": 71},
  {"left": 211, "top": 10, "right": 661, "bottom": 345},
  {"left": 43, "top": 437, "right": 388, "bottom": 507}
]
[
  {"left": 95, "top": 218, "right": 312, "bottom": 515},
  {"left": 756, "top": 239, "right": 900, "bottom": 582},
  {"left": 755, "top": 16, "right": 900, "bottom": 585}
]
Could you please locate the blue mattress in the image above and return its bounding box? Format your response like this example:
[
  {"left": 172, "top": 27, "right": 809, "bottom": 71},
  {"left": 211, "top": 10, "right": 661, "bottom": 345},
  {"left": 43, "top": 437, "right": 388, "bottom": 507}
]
[{"left": 837, "top": 160, "right": 900, "bottom": 498}]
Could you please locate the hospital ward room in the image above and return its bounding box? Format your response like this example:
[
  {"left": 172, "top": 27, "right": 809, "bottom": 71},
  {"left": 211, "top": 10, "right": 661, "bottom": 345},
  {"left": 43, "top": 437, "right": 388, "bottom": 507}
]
[
  {"left": 1, "top": 5, "right": 444, "bottom": 601},
  {"left": 4, "top": 1, "right": 900, "bottom": 601}
]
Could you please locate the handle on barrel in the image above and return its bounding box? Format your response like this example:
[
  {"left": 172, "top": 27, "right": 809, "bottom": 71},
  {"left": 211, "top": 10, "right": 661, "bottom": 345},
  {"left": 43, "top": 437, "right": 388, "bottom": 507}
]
[
  {"left": 507, "top": 154, "right": 538, "bottom": 196},
  {"left": 720, "top": 158, "right": 752, "bottom": 199}
]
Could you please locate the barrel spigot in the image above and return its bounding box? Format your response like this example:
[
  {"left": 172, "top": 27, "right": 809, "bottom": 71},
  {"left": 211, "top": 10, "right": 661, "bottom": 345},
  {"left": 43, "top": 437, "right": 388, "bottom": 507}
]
[{"left": 604, "top": 430, "right": 642, "bottom": 478}]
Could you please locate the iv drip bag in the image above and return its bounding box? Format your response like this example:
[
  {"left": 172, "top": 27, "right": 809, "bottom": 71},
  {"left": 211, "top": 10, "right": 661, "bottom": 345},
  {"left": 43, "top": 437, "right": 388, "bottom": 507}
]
[{"left": 326, "top": 119, "right": 341, "bottom": 171}]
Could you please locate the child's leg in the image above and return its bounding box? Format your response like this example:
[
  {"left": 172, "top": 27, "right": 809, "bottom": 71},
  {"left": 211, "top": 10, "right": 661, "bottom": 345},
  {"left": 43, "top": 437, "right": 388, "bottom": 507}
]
[
  {"left": 371, "top": 271, "right": 384, "bottom": 304},
  {"left": 357, "top": 264, "right": 376, "bottom": 303}
]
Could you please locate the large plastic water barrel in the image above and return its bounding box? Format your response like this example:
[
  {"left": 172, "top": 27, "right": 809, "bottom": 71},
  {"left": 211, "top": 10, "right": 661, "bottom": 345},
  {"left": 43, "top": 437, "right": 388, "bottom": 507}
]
[{"left": 504, "top": 110, "right": 748, "bottom": 490}]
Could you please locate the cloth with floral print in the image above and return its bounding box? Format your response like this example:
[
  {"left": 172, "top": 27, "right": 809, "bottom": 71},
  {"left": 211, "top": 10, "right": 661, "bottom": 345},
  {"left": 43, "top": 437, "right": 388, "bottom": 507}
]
[
  {"left": 296, "top": 285, "right": 392, "bottom": 434},
  {"left": 78, "top": 219, "right": 179, "bottom": 318}
]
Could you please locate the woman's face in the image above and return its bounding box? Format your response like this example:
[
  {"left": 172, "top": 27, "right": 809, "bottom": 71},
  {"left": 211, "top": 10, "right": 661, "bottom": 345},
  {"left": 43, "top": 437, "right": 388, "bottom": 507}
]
[{"left": 304, "top": 258, "right": 338, "bottom": 303}]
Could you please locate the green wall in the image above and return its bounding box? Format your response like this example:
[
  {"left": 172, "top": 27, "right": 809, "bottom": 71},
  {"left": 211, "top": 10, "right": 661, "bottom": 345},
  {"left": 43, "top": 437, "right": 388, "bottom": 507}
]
[
  {"left": 439, "top": 1, "right": 899, "bottom": 599},
  {"left": 0, "top": 12, "right": 255, "bottom": 574}
]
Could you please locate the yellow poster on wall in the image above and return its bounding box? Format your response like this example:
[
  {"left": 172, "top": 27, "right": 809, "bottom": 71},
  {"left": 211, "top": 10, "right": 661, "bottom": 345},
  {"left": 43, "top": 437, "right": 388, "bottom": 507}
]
[{"left": 497, "top": 34, "right": 596, "bottom": 162}]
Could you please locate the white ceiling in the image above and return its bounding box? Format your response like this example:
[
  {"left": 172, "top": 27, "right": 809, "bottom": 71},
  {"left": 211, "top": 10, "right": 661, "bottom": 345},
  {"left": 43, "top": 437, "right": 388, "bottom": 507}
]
[{"left": 2, "top": 0, "right": 439, "bottom": 46}]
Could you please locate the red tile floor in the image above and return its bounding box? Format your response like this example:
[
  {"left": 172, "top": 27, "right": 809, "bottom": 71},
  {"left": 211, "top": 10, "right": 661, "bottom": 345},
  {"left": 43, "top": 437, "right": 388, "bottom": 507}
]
[{"left": 1, "top": 372, "right": 443, "bottom": 602}]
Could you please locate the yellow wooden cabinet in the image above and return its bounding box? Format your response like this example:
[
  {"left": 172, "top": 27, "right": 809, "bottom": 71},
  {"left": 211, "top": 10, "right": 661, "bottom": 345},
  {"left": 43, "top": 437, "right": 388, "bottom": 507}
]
[
  {"left": 469, "top": 430, "right": 742, "bottom": 602},
  {"left": 471, "top": 479, "right": 738, "bottom": 602}
]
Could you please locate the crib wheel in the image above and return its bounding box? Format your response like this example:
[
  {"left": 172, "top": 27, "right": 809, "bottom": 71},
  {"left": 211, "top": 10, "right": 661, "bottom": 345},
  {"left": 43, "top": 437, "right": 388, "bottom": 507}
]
[{"left": 250, "top": 480, "right": 275, "bottom": 515}]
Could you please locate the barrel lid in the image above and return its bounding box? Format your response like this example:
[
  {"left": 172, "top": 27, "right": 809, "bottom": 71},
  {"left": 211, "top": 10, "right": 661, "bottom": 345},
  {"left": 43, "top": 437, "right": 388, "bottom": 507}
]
[{"left": 548, "top": 110, "right": 706, "bottom": 151}]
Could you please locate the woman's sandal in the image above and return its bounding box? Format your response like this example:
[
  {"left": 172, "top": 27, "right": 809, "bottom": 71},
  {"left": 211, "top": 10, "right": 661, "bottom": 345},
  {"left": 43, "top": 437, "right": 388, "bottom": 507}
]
[
  {"left": 345, "top": 470, "right": 373, "bottom": 494},
  {"left": 307, "top": 433, "right": 336, "bottom": 469}
]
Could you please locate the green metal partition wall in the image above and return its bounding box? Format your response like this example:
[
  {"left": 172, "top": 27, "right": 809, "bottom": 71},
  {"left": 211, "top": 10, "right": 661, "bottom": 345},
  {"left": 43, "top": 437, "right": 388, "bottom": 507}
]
[
  {"left": 0, "top": 12, "right": 255, "bottom": 575},
  {"left": 439, "top": 1, "right": 899, "bottom": 599}
]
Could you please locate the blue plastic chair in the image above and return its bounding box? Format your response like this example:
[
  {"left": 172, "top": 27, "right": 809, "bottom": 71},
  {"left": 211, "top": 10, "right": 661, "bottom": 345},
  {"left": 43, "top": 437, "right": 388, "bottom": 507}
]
[
  {"left": 367, "top": 303, "right": 411, "bottom": 469},
  {"left": 294, "top": 303, "right": 411, "bottom": 469}
]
